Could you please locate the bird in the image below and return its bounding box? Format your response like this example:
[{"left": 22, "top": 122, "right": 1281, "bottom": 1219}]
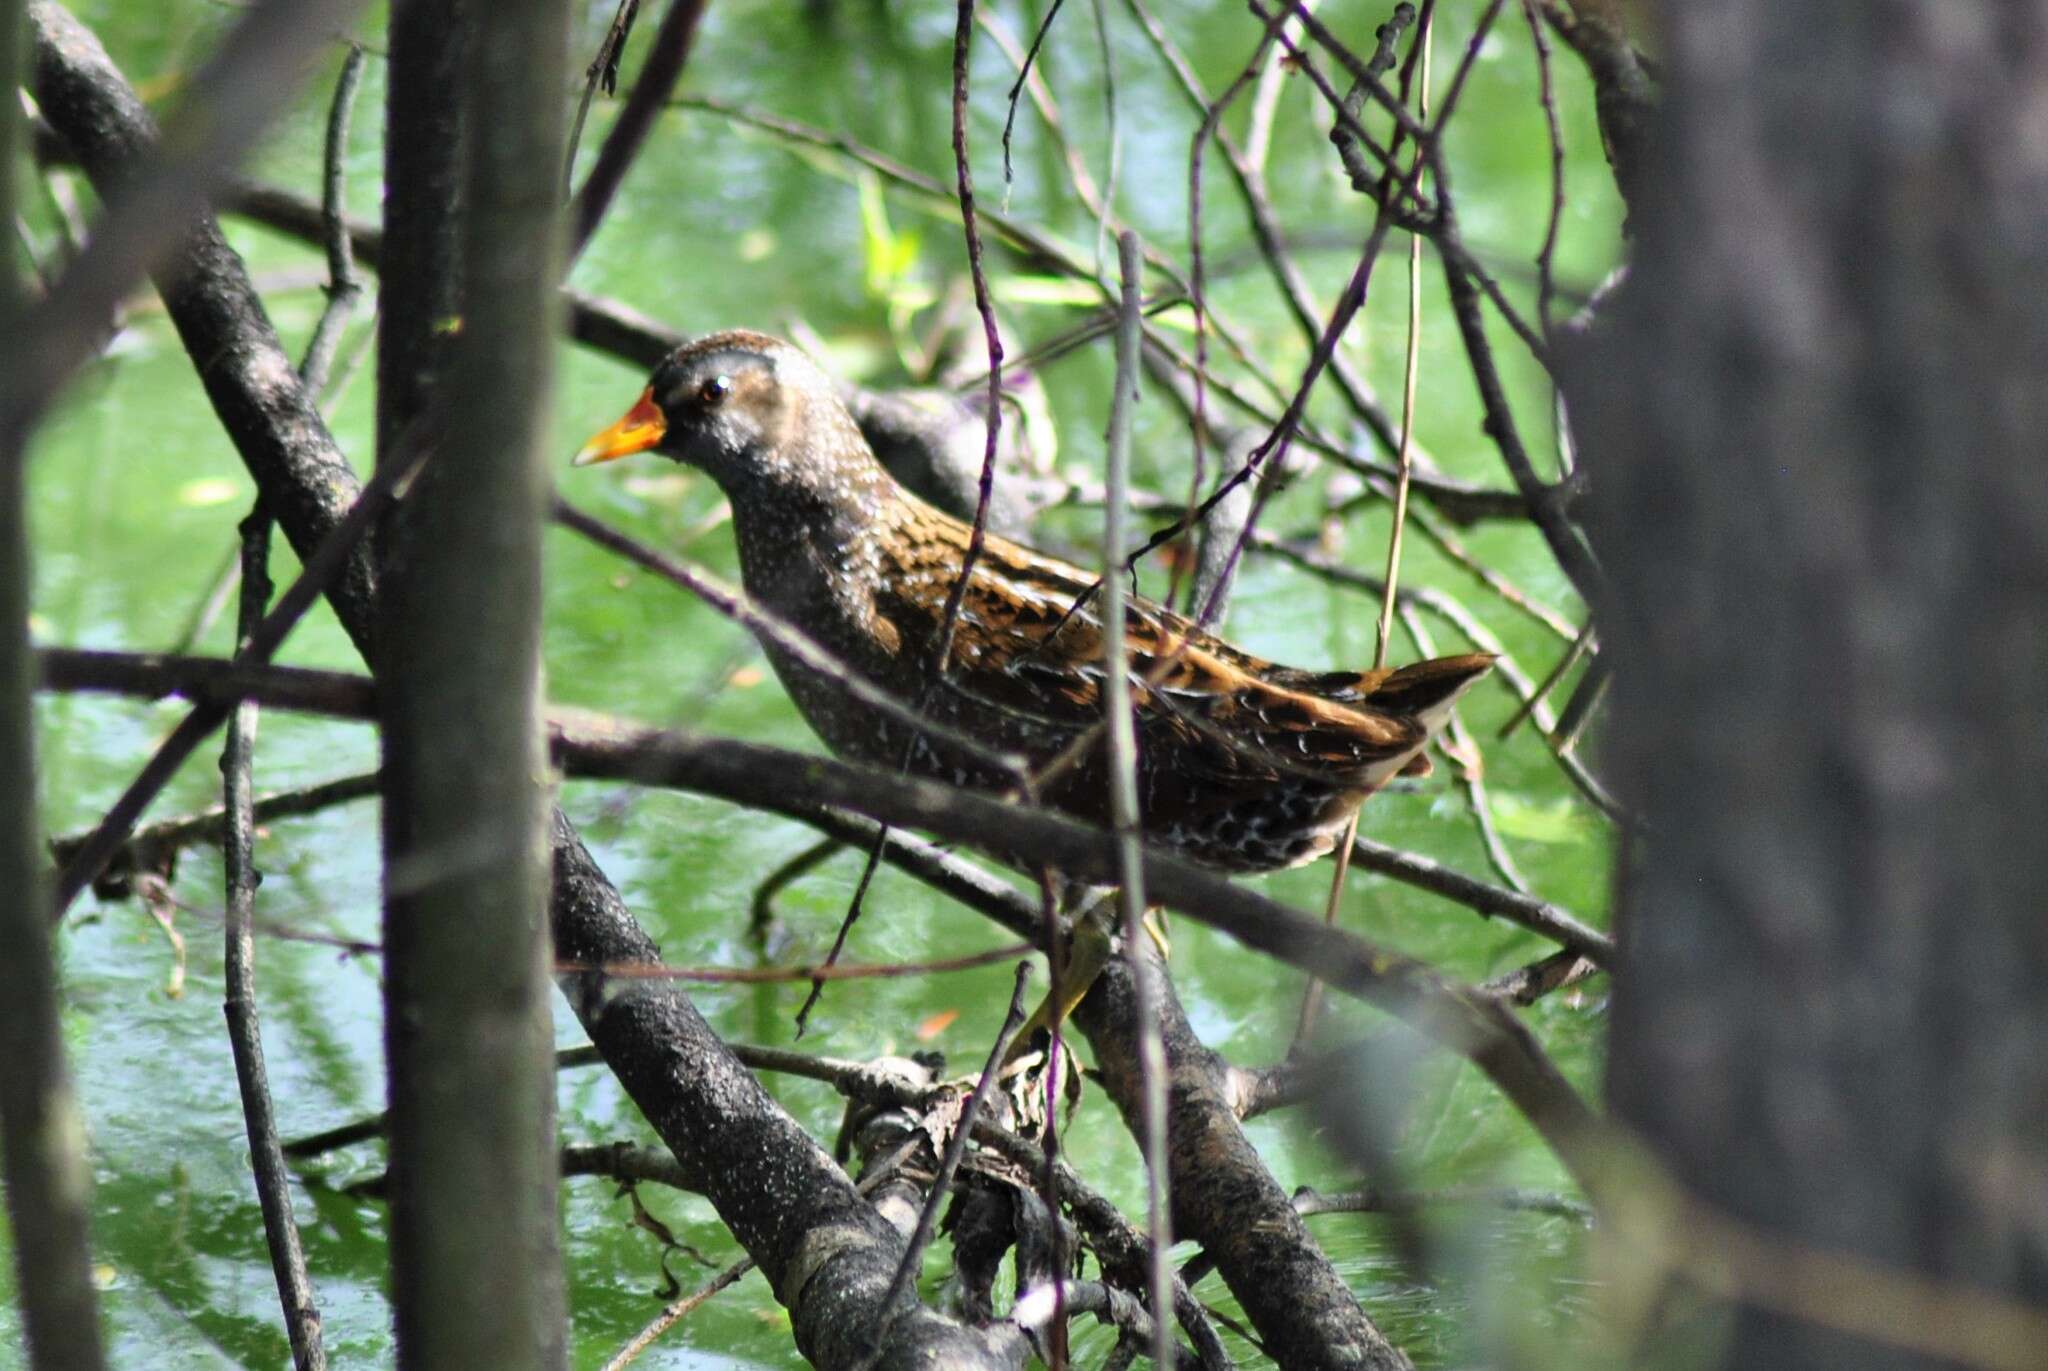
[{"left": 573, "top": 330, "right": 1493, "bottom": 1032}]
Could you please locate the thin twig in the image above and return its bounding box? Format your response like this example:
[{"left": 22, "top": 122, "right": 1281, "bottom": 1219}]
[
  {"left": 1173, "top": 1, "right": 1294, "bottom": 609},
  {"left": 49, "top": 431, "right": 430, "bottom": 917},
  {"left": 1499, "top": 621, "right": 1595, "bottom": 739},
  {"left": 1293, "top": 1183, "right": 1593, "bottom": 1225},
  {"left": 220, "top": 506, "right": 325, "bottom": 1370},
  {"left": 1522, "top": 0, "right": 1566, "bottom": 336},
  {"left": 297, "top": 42, "right": 365, "bottom": 396},
  {"left": 552, "top": 500, "right": 1027, "bottom": 782},
  {"left": 134, "top": 877, "right": 380, "bottom": 964},
  {"left": 748, "top": 836, "right": 842, "bottom": 940},
  {"left": 1549, "top": 653, "right": 1610, "bottom": 753},
  {"left": 569, "top": 0, "right": 708, "bottom": 255},
  {"left": 1300, "top": 0, "right": 1433, "bottom": 1051},
  {"left": 934, "top": 0, "right": 1006, "bottom": 682},
  {"left": 1400, "top": 602, "right": 1530, "bottom": 895},
  {"left": 1183, "top": 280, "right": 1420, "bottom": 649},
  {"left": 1349, "top": 832, "right": 1609, "bottom": 966},
  {"left": 976, "top": 8, "right": 1107, "bottom": 216},
  {"left": 563, "top": 0, "right": 642, "bottom": 201},
  {"left": 1124, "top": 213, "right": 1401, "bottom": 597},
  {"left": 1376, "top": 5, "right": 1432, "bottom": 673},
  {"left": 46, "top": 772, "right": 378, "bottom": 872},
  {"left": 554, "top": 942, "right": 1035, "bottom": 985},
  {"left": 1441, "top": 254, "right": 1604, "bottom": 606},
  {"left": 1287, "top": 0, "right": 1557, "bottom": 371},
  {"left": 1134, "top": 0, "right": 1422, "bottom": 494},
  {"left": 166, "top": 540, "right": 244, "bottom": 656},
  {"left": 1103, "top": 231, "right": 1175, "bottom": 1371},
  {"left": 793, "top": 828, "right": 889, "bottom": 1036},
  {"left": 856, "top": 963, "right": 1034, "bottom": 1370},
  {"left": 599, "top": 1254, "right": 754, "bottom": 1370},
  {"left": 1405, "top": 502, "right": 1580, "bottom": 640},
  {"left": 1086, "top": 0, "right": 1120, "bottom": 271},
  {"left": 1135, "top": 325, "right": 1536, "bottom": 525},
  {"left": 10, "top": 0, "right": 372, "bottom": 442},
  {"left": 997, "top": 0, "right": 1068, "bottom": 188},
  {"left": 973, "top": 1123, "right": 1235, "bottom": 1371},
  {"left": 1140, "top": 12, "right": 1447, "bottom": 633},
  {"left": 1327, "top": 3, "right": 1418, "bottom": 190}
]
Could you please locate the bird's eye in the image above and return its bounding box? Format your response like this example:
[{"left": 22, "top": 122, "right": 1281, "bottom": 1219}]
[{"left": 697, "top": 374, "right": 733, "bottom": 406}]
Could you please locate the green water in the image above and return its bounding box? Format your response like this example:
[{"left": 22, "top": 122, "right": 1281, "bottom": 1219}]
[{"left": 6, "top": 2, "right": 1621, "bottom": 1366}]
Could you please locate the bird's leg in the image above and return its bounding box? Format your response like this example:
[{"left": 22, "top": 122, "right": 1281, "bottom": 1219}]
[
  {"left": 1142, "top": 905, "right": 1170, "bottom": 958},
  {"left": 1003, "top": 887, "right": 1120, "bottom": 1068}
]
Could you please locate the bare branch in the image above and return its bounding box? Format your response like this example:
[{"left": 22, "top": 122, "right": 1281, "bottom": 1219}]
[
  {"left": 296, "top": 43, "right": 366, "bottom": 396},
  {"left": 38, "top": 643, "right": 1613, "bottom": 1147},
  {"left": 569, "top": 0, "right": 708, "bottom": 254},
  {"left": 220, "top": 507, "right": 327, "bottom": 1371},
  {"left": 8, "top": 0, "right": 370, "bottom": 445}
]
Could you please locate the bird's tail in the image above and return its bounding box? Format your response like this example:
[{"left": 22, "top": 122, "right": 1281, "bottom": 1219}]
[{"left": 1366, "top": 652, "right": 1497, "bottom": 734}]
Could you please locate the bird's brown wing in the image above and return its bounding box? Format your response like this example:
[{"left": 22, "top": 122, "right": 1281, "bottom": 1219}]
[{"left": 873, "top": 515, "right": 1460, "bottom": 789}]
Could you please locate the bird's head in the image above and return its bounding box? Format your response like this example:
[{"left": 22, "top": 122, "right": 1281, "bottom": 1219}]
[{"left": 573, "top": 330, "right": 881, "bottom": 504}]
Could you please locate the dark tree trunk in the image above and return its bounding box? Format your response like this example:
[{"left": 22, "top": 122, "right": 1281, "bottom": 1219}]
[
  {"left": 376, "top": 2, "right": 568, "bottom": 1365},
  {"left": 376, "top": 0, "right": 464, "bottom": 469},
  {"left": 0, "top": 3, "right": 107, "bottom": 1365},
  {"left": 1573, "top": 3, "right": 2048, "bottom": 1366}
]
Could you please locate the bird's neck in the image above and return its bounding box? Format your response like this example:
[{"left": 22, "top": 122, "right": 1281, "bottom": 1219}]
[
  {"left": 723, "top": 399, "right": 896, "bottom": 523},
  {"left": 719, "top": 428, "right": 904, "bottom": 636}
]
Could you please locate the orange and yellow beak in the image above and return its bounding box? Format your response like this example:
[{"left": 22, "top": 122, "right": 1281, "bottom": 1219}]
[{"left": 571, "top": 388, "right": 667, "bottom": 467}]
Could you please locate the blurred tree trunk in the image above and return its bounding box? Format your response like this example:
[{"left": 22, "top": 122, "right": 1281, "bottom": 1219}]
[
  {"left": 377, "top": 2, "right": 568, "bottom": 1365},
  {"left": 0, "top": 3, "right": 107, "bottom": 1363},
  {"left": 376, "top": 0, "right": 464, "bottom": 469},
  {"left": 1573, "top": 3, "right": 2048, "bottom": 1366}
]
